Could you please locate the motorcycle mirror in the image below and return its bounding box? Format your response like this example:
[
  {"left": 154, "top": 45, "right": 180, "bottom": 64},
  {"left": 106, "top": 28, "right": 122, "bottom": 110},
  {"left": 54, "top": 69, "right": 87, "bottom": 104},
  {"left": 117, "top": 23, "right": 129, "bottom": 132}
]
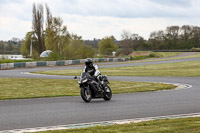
[{"left": 74, "top": 76, "right": 77, "bottom": 79}]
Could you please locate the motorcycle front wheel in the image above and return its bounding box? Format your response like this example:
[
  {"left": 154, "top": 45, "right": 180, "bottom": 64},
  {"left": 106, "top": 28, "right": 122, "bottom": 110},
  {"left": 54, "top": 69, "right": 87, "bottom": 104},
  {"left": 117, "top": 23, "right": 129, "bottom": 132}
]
[
  {"left": 81, "top": 87, "right": 92, "bottom": 103},
  {"left": 103, "top": 85, "right": 112, "bottom": 101}
]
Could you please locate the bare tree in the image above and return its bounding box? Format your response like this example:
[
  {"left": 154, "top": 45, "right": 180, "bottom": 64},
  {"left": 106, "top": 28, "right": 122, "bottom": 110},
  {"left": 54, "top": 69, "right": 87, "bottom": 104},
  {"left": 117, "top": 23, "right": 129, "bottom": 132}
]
[
  {"left": 120, "top": 30, "right": 145, "bottom": 54},
  {"left": 120, "top": 30, "right": 133, "bottom": 55},
  {"left": 32, "top": 3, "right": 45, "bottom": 54},
  {"left": 149, "top": 30, "right": 166, "bottom": 50},
  {"left": 191, "top": 26, "right": 200, "bottom": 48},
  {"left": 149, "top": 25, "right": 200, "bottom": 50},
  {"left": 45, "top": 4, "right": 70, "bottom": 58},
  {"left": 166, "top": 26, "right": 180, "bottom": 49},
  {"left": 180, "top": 25, "right": 193, "bottom": 49},
  {"left": 45, "top": 3, "right": 53, "bottom": 31}
]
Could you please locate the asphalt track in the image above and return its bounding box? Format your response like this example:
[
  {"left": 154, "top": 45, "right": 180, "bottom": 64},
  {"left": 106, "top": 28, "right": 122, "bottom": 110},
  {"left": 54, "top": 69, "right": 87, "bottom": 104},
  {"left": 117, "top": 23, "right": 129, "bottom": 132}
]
[{"left": 0, "top": 57, "right": 200, "bottom": 131}]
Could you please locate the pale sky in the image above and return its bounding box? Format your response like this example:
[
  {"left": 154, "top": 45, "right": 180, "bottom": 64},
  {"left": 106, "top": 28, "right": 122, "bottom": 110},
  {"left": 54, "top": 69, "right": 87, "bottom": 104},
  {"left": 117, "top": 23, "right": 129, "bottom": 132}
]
[{"left": 0, "top": 0, "right": 200, "bottom": 41}]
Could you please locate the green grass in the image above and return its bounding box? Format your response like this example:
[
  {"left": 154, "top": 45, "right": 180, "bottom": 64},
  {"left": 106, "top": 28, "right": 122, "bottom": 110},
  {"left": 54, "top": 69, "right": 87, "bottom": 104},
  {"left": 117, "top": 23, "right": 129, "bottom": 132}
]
[
  {"left": 103, "top": 60, "right": 200, "bottom": 77},
  {"left": 130, "top": 53, "right": 157, "bottom": 60},
  {"left": 34, "top": 60, "right": 200, "bottom": 77},
  {"left": 0, "top": 52, "right": 182, "bottom": 64},
  {"left": 129, "top": 52, "right": 180, "bottom": 61},
  {"left": 156, "top": 52, "right": 181, "bottom": 58},
  {"left": 0, "top": 52, "right": 197, "bottom": 64},
  {"left": 128, "top": 52, "right": 200, "bottom": 63},
  {"left": 130, "top": 51, "right": 181, "bottom": 58},
  {"left": 36, "top": 117, "right": 200, "bottom": 133},
  {"left": 0, "top": 58, "right": 57, "bottom": 63},
  {"left": 121, "top": 52, "right": 200, "bottom": 66},
  {"left": 105, "top": 60, "right": 200, "bottom": 77},
  {"left": 0, "top": 59, "right": 33, "bottom": 63},
  {"left": 0, "top": 78, "right": 175, "bottom": 100},
  {"left": 100, "top": 52, "right": 200, "bottom": 66},
  {"left": 150, "top": 52, "right": 200, "bottom": 61}
]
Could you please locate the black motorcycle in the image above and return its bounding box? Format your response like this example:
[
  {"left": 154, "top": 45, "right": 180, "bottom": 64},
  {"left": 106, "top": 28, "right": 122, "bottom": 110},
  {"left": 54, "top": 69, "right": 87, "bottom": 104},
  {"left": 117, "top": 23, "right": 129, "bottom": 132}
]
[{"left": 74, "top": 72, "right": 112, "bottom": 102}]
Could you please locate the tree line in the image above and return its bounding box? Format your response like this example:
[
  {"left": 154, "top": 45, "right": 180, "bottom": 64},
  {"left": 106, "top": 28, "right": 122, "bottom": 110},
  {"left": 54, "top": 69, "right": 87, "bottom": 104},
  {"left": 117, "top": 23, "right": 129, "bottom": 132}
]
[
  {"left": 8, "top": 24, "right": 200, "bottom": 59},
  {"left": 0, "top": 40, "right": 21, "bottom": 54},
  {"left": 116, "top": 25, "right": 200, "bottom": 55},
  {"left": 149, "top": 25, "right": 200, "bottom": 50},
  {"left": 21, "top": 3, "right": 95, "bottom": 60},
  {"left": 13, "top": 3, "right": 200, "bottom": 58}
]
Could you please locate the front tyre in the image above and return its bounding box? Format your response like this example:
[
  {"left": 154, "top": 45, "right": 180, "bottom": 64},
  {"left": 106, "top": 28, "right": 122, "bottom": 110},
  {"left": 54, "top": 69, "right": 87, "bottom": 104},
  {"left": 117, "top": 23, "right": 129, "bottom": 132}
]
[
  {"left": 81, "top": 87, "right": 92, "bottom": 103},
  {"left": 103, "top": 85, "right": 112, "bottom": 101}
]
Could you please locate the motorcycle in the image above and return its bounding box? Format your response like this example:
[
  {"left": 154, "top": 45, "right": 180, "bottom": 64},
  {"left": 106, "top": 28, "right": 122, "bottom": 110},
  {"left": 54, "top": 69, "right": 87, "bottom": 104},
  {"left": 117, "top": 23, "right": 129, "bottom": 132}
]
[{"left": 74, "top": 72, "right": 112, "bottom": 102}]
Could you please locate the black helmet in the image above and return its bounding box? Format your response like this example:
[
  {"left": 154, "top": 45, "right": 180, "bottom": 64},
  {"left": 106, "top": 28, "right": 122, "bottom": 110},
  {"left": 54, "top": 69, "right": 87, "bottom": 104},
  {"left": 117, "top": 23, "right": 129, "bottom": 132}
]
[{"left": 85, "top": 58, "right": 93, "bottom": 67}]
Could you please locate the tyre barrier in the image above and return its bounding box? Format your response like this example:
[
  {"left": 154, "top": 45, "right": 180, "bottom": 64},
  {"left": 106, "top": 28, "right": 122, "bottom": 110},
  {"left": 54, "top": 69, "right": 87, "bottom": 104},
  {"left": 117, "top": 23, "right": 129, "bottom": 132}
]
[{"left": 0, "top": 57, "right": 131, "bottom": 70}]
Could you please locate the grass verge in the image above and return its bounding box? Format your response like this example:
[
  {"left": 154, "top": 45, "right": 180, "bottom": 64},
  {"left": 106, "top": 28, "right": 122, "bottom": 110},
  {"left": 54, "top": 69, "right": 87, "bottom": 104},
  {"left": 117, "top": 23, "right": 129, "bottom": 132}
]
[
  {"left": 123, "top": 52, "right": 200, "bottom": 65},
  {"left": 0, "top": 52, "right": 182, "bottom": 64},
  {"left": 0, "top": 59, "right": 33, "bottom": 63},
  {"left": 34, "top": 60, "right": 200, "bottom": 77},
  {"left": 129, "top": 52, "right": 181, "bottom": 61},
  {"left": 156, "top": 52, "right": 181, "bottom": 58},
  {"left": 0, "top": 78, "right": 175, "bottom": 100},
  {"left": 36, "top": 117, "right": 200, "bottom": 133},
  {"left": 121, "top": 52, "right": 200, "bottom": 65}
]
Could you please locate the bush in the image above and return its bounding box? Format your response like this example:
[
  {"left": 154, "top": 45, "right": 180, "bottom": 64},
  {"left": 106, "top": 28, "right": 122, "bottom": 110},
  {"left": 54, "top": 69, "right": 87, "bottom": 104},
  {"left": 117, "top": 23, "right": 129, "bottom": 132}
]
[
  {"left": 47, "top": 52, "right": 62, "bottom": 61},
  {"left": 149, "top": 52, "right": 157, "bottom": 57}
]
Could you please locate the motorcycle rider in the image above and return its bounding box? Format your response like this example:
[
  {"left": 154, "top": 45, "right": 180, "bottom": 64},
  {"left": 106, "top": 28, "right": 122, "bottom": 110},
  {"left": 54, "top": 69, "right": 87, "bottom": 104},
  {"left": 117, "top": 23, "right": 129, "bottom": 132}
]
[{"left": 83, "top": 58, "right": 102, "bottom": 91}]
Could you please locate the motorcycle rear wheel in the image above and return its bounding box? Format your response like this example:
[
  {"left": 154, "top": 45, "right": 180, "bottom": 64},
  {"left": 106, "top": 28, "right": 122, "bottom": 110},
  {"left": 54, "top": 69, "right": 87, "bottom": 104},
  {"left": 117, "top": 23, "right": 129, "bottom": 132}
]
[{"left": 81, "top": 87, "right": 92, "bottom": 103}]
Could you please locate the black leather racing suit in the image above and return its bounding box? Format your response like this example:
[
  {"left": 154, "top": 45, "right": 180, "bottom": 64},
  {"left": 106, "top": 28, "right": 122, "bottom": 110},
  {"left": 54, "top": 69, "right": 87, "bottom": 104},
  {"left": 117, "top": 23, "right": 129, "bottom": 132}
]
[
  {"left": 83, "top": 64, "right": 100, "bottom": 77},
  {"left": 83, "top": 64, "right": 102, "bottom": 90}
]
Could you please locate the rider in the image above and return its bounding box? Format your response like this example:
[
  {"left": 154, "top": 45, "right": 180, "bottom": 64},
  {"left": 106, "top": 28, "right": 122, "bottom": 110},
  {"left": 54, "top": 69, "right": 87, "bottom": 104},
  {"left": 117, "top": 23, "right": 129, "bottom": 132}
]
[{"left": 83, "top": 58, "right": 102, "bottom": 90}]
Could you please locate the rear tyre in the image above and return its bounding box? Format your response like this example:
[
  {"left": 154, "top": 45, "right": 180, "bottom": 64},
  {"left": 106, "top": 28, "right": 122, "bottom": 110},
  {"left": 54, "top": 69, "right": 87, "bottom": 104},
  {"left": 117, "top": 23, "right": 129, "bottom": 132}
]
[
  {"left": 81, "top": 87, "right": 92, "bottom": 103},
  {"left": 103, "top": 85, "right": 112, "bottom": 101}
]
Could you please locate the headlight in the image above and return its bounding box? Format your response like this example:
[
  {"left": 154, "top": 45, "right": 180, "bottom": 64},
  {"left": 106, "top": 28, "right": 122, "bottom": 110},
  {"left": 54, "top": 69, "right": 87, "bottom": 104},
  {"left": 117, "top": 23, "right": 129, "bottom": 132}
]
[{"left": 82, "top": 79, "right": 88, "bottom": 83}]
